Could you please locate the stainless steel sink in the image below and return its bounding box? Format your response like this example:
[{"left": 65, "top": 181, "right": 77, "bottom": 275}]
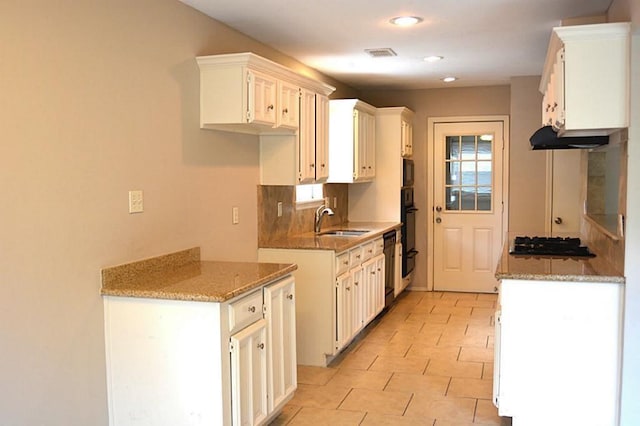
[{"left": 318, "top": 229, "right": 369, "bottom": 237}]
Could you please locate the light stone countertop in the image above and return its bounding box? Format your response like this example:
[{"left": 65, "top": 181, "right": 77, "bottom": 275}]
[
  {"left": 261, "top": 221, "right": 401, "bottom": 252},
  {"left": 101, "top": 247, "right": 297, "bottom": 302},
  {"left": 495, "top": 240, "right": 624, "bottom": 284}
]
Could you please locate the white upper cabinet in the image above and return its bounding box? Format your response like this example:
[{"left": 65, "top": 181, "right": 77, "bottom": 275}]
[
  {"left": 277, "top": 80, "right": 300, "bottom": 130},
  {"left": 196, "top": 52, "right": 334, "bottom": 135},
  {"left": 328, "top": 99, "right": 377, "bottom": 183},
  {"left": 315, "top": 94, "right": 331, "bottom": 182},
  {"left": 540, "top": 22, "right": 631, "bottom": 137},
  {"left": 401, "top": 115, "right": 414, "bottom": 158}
]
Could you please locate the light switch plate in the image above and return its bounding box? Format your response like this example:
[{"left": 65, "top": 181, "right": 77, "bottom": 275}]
[
  {"left": 128, "top": 190, "right": 143, "bottom": 213},
  {"left": 232, "top": 206, "right": 239, "bottom": 224}
]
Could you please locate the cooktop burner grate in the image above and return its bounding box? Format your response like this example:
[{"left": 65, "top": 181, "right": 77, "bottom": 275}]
[{"left": 510, "top": 236, "right": 596, "bottom": 257}]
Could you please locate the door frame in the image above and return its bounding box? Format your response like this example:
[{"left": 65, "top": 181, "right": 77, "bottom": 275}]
[{"left": 426, "top": 116, "right": 510, "bottom": 291}]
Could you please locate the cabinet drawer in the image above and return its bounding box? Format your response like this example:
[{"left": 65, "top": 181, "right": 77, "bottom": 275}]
[
  {"left": 229, "top": 289, "right": 263, "bottom": 334},
  {"left": 336, "top": 252, "right": 350, "bottom": 275},
  {"left": 373, "top": 238, "right": 384, "bottom": 256},
  {"left": 362, "top": 241, "right": 375, "bottom": 262},
  {"left": 349, "top": 247, "right": 364, "bottom": 267}
]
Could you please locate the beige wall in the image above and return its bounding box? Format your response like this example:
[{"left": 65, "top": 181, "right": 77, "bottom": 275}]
[
  {"left": 0, "top": 1, "right": 356, "bottom": 424},
  {"left": 508, "top": 76, "right": 547, "bottom": 233},
  {"left": 358, "top": 86, "right": 512, "bottom": 290}
]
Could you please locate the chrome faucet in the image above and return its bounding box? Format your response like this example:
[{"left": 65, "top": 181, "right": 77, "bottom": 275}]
[{"left": 314, "top": 204, "right": 335, "bottom": 233}]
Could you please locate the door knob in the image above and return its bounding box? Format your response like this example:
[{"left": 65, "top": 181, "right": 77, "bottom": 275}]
[
  {"left": 554, "top": 217, "right": 563, "bottom": 225},
  {"left": 435, "top": 217, "right": 442, "bottom": 224}
]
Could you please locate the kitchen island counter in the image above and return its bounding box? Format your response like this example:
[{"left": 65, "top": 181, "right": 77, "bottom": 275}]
[
  {"left": 495, "top": 240, "right": 624, "bottom": 284},
  {"left": 101, "top": 247, "right": 296, "bottom": 302},
  {"left": 261, "top": 221, "right": 401, "bottom": 252}
]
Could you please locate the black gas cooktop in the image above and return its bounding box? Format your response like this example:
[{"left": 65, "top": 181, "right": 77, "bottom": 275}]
[{"left": 509, "top": 236, "right": 596, "bottom": 257}]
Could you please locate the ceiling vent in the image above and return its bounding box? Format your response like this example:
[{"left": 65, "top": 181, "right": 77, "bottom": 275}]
[{"left": 365, "top": 48, "right": 397, "bottom": 58}]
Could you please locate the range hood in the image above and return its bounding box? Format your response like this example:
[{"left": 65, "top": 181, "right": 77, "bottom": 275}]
[{"left": 529, "top": 126, "right": 609, "bottom": 150}]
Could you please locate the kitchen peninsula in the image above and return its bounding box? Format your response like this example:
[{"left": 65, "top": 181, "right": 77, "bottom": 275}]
[
  {"left": 493, "top": 242, "right": 624, "bottom": 426},
  {"left": 101, "top": 247, "right": 297, "bottom": 426}
]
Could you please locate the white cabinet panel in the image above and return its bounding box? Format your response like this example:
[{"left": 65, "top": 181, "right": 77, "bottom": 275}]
[
  {"left": 264, "top": 276, "right": 297, "bottom": 412},
  {"left": 231, "top": 319, "right": 268, "bottom": 426}
]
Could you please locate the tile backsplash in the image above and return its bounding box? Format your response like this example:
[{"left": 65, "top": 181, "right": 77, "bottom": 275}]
[{"left": 258, "top": 184, "right": 348, "bottom": 246}]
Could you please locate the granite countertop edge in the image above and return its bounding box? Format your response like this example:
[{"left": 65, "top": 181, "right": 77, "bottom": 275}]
[
  {"left": 260, "top": 221, "right": 401, "bottom": 252},
  {"left": 100, "top": 248, "right": 298, "bottom": 303}
]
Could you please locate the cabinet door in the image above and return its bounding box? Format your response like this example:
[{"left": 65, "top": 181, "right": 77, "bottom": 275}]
[
  {"left": 335, "top": 273, "right": 353, "bottom": 351},
  {"left": 298, "top": 89, "right": 317, "bottom": 184},
  {"left": 230, "top": 319, "right": 268, "bottom": 426},
  {"left": 315, "top": 94, "right": 330, "bottom": 182},
  {"left": 374, "top": 255, "right": 385, "bottom": 315},
  {"left": 278, "top": 81, "right": 300, "bottom": 130},
  {"left": 401, "top": 119, "right": 413, "bottom": 158},
  {"left": 264, "top": 277, "right": 297, "bottom": 413},
  {"left": 248, "top": 70, "right": 277, "bottom": 126},
  {"left": 354, "top": 110, "right": 376, "bottom": 180},
  {"left": 362, "top": 258, "right": 376, "bottom": 324},
  {"left": 351, "top": 266, "right": 364, "bottom": 336}
]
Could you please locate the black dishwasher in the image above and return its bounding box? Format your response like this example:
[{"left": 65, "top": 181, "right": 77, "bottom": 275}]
[{"left": 383, "top": 230, "right": 396, "bottom": 308}]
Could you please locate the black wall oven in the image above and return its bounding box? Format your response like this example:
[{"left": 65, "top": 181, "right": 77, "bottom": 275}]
[{"left": 401, "top": 187, "right": 418, "bottom": 277}]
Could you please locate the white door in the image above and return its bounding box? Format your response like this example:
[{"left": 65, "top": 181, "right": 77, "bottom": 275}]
[
  {"left": 263, "top": 277, "right": 297, "bottom": 413},
  {"left": 230, "top": 319, "right": 268, "bottom": 426},
  {"left": 548, "top": 150, "right": 582, "bottom": 234},
  {"left": 433, "top": 120, "right": 506, "bottom": 293}
]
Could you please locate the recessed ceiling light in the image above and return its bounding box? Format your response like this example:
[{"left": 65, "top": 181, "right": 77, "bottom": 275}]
[
  {"left": 389, "top": 16, "right": 423, "bottom": 27},
  {"left": 442, "top": 76, "right": 457, "bottom": 83},
  {"left": 424, "top": 55, "right": 443, "bottom": 63}
]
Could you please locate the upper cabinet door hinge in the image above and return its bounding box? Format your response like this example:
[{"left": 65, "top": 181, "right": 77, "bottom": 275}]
[{"left": 262, "top": 304, "right": 267, "bottom": 316}]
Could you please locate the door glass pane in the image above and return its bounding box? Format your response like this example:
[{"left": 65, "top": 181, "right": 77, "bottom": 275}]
[
  {"left": 446, "top": 187, "right": 460, "bottom": 210},
  {"left": 461, "top": 188, "right": 476, "bottom": 210},
  {"left": 443, "top": 133, "right": 493, "bottom": 212},
  {"left": 461, "top": 136, "right": 475, "bottom": 160},
  {"left": 478, "top": 161, "right": 492, "bottom": 185},
  {"left": 446, "top": 136, "right": 459, "bottom": 160},
  {"left": 446, "top": 162, "right": 460, "bottom": 185},
  {"left": 461, "top": 162, "right": 476, "bottom": 185},
  {"left": 478, "top": 188, "right": 492, "bottom": 211}
]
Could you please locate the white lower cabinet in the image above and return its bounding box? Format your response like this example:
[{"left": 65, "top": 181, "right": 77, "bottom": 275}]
[
  {"left": 103, "top": 275, "right": 296, "bottom": 426},
  {"left": 494, "top": 278, "right": 623, "bottom": 426},
  {"left": 259, "top": 237, "right": 387, "bottom": 366},
  {"left": 230, "top": 319, "right": 268, "bottom": 426}
]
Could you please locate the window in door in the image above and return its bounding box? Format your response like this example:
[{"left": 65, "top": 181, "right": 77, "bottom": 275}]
[{"left": 445, "top": 134, "right": 493, "bottom": 212}]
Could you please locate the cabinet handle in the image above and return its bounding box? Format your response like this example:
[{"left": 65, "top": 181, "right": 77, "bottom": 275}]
[
  {"left": 248, "top": 306, "right": 256, "bottom": 313},
  {"left": 371, "top": 271, "right": 376, "bottom": 275},
  {"left": 356, "top": 255, "right": 361, "bottom": 259},
  {"left": 354, "top": 281, "right": 359, "bottom": 286},
  {"left": 346, "top": 286, "right": 351, "bottom": 291},
  {"left": 257, "top": 343, "right": 265, "bottom": 350},
  {"left": 310, "top": 163, "right": 315, "bottom": 168},
  {"left": 287, "top": 294, "right": 294, "bottom": 300},
  {"left": 267, "top": 104, "right": 274, "bottom": 111},
  {"left": 283, "top": 108, "right": 288, "bottom": 114},
  {"left": 368, "top": 249, "right": 373, "bottom": 254},
  {"left": 343, "top": 260, "right": 349, "bottom": 265},
  {"left": 321, "top": 163, "right": 325, "bottom": 167}
]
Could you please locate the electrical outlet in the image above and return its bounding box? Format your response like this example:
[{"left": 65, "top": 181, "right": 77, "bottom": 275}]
[
  {"left": 277, "top": 201, "right": 283, "bottom": 217},
  {"left": 232, "top": 206, "right": 239, "bottom": 224},
  {"left": 128, "top": 190, "right": 143, "bottom": 213}
]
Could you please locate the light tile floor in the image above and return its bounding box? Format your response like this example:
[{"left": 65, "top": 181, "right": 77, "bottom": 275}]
[{"left": 271, "top": 291, "right": 512, "bottom": 426}]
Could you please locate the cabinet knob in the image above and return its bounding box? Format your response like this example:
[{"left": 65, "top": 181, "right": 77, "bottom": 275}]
[
  {"left": 435, "top": 217, "right": 442, "bottom": 224},
  {"left": 346, "top": 286, "right": 351, "bottom": 291},
  {"left": 248, "top": 306, "right": 256, "bottom": 313},
  {"left": 343, "top": 260, "right": 349, "bottom": 265},
  {"left": 283, "top": 108, "right": 288, "bottom": 114},
  {"left": 267, "top": 104, "right": 274, "bottom": 111},
  {"left": 310, "top": 163, "right": 315, "bottom": 168},
  {"left": 554, "top": 217, "right": 563, "bottom": 225},
  {"left": 287, "top": 294, "right": 294, "bottom": 300},
  {"left": 257, "top": 343, "right": 265, "bottom": 350}
]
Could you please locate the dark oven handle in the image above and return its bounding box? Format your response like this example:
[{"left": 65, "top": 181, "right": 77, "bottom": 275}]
[
  {"left": 406, "top": 249, "right": 418, "bottom": 258},
  {"left": 407, "top": 207, "right": 418, "bottom": 213}
]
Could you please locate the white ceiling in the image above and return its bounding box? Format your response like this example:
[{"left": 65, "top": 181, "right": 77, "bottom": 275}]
[{"left": 180, "top": 0, "right": 612, "bottom": 90}]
